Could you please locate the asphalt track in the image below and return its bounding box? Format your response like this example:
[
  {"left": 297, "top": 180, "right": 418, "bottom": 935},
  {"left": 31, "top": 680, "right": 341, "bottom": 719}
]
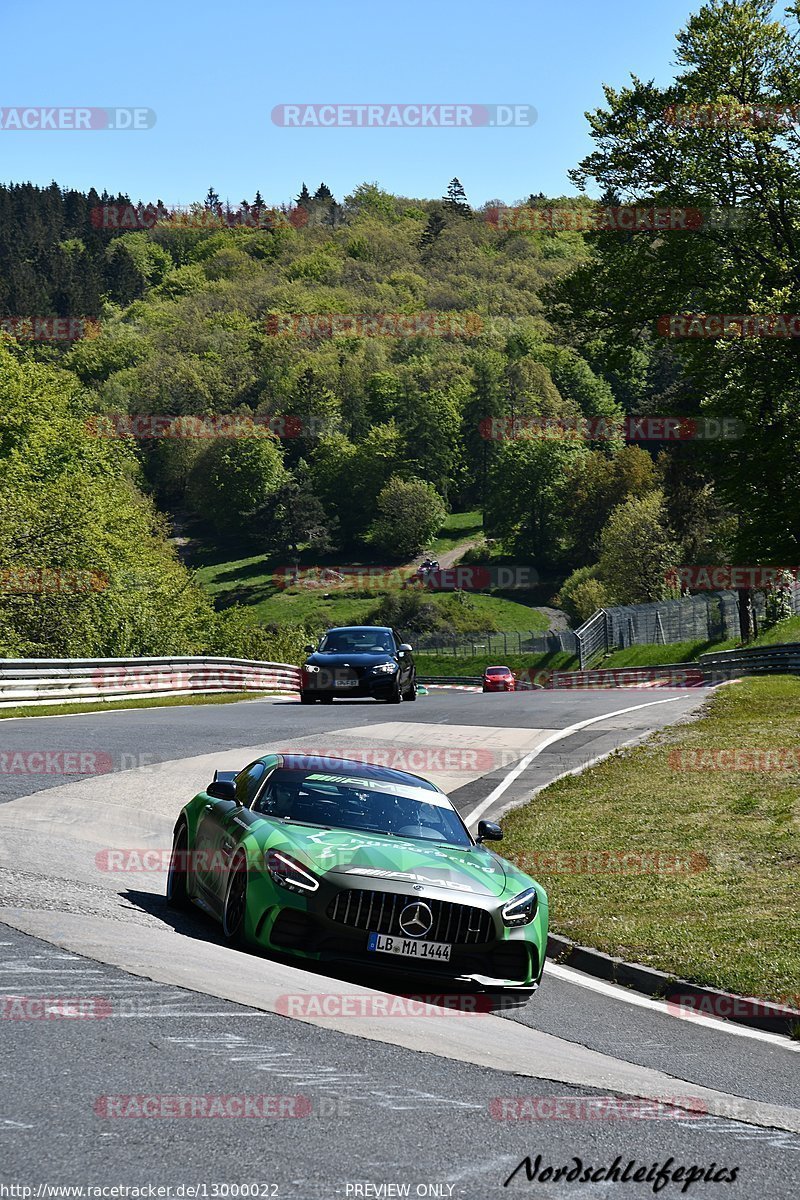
[{"left": 0, "top": 688, "right": 798, "bottom": 1197}]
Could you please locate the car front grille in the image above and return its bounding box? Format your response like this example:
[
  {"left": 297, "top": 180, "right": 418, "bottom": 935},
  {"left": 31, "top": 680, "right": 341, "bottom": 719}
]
[{"left": 327, "top": 888, "right": 494, "bottom": 944}]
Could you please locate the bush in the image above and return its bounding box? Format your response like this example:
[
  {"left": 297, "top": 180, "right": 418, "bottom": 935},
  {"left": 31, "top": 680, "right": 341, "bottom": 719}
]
[
  {"left": 367, "top": 589, "right": 447, "bottom": 636},
  {"left": 555, "top": 566, "right": 611, "bottom": 625}
]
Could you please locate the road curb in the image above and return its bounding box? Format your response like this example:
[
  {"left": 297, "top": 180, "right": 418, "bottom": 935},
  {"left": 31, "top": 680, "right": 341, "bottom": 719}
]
[{"left": 546, "top": 933, "right": 800, "bottom": 1037}]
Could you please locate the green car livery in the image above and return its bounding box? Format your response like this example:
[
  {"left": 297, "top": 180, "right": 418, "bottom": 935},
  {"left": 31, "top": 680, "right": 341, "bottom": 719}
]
[{"left": 167, "top": 755, "right": 548, "bottom": 989}]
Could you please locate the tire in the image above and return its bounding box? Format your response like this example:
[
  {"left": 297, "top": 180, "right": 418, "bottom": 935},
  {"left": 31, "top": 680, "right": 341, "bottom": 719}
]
[
  {"left": 166, "top": 823, "right": 191, "bottom": 911},
  {"left": 404, "top": 678, "right": 417, "bottom": 701},
  {"left": 300, "top": 691, "right": 316, "bottom": 704},
  {"left": 222, "top": 853, "right": 248, "bottom": 945},
  {"left": 320, "top": 695, "right": 334, "bottom": 704},
  {"left": 387, "top": 680, "right": 403, "bottom": 704}
]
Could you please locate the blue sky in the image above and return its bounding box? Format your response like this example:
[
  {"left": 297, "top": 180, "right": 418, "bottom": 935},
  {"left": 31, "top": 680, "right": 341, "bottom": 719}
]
[{"left": 2, "top": 1, "right": 710, "bottom": 207}]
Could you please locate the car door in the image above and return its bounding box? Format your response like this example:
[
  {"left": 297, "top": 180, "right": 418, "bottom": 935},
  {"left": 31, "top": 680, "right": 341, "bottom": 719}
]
[{"left": 195, "top": 760, "right": 272, "bottom": 911}]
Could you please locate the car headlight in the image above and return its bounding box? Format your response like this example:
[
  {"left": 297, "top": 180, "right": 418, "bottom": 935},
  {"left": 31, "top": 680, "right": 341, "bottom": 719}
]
[
  {"left": 303, "top": 663, "right": 320, "bottom": 674},
  {"left": 501, "top": 887, "right": 538, "bottom": 927},
  {"left": 371, "top": 661, "right": 398, "bottom": 674},
  {"left": 265, "top": 849, "right": 319, "bottom": 893}
]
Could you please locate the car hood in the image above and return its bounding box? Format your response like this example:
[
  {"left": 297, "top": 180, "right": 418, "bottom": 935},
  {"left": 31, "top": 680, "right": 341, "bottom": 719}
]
[
  {"left": 270, "top": 825, "right": 521, "bottom": 899},
  {"left": 305, "top": 651, "right": 398, "bottom": 668}
]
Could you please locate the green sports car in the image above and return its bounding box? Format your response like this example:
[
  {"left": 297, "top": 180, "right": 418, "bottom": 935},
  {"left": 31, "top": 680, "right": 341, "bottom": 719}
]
[{"left": 167, "top": 754, "right": 548, "bottom": 990}]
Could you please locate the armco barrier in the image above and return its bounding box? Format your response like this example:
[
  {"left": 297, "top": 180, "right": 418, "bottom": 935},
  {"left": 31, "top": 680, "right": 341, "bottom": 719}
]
[
  {"left": 0, "top": 656, "right": 301, "bottom": 709},
  {"left": 545, "top": 664, "right": 705, "bottom": 689},
  {"left": 699, "top": 642, "right": 800, "bottom": 681}
]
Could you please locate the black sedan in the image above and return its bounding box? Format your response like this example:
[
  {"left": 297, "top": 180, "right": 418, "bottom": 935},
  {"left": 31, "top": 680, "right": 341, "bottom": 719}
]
[{"left": 300, "top": 625, "right": 416, "bottom": 703}]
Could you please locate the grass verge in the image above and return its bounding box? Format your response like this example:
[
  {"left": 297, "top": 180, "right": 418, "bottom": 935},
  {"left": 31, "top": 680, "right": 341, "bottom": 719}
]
[
  {"left": 0, "top": 692, "right": 279, "bottom": 720},
  {"left": 501, "top": 677, "right": 799, "bottom": 1002}
]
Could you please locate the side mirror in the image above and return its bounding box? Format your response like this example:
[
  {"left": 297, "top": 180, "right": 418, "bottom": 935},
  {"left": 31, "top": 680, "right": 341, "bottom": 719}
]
[
  {"left": 476, "top": 819, "right": 503, "bottom": 843},
  {"left": 304, "top": 644, "right": 315, "bottom": 654},
  {"left": 207, "top": 779, "right": 237, "bottom": 803},
  {"left": 398, "top": 643, "right": 413, "bottom": 652}
]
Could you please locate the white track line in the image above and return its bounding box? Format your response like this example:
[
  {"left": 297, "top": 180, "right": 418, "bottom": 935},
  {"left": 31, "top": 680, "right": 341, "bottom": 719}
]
[
  {"left": 545, "top": 963, "right": 799, "bottom": 1051},
  {"left": 464, "top": 695, "right": 690, "bottom": 825}
]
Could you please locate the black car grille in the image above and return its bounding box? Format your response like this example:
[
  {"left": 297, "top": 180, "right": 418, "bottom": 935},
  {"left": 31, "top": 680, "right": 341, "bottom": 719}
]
[{"left": 327, "top": 888, "right": 494, "bottom": 945}]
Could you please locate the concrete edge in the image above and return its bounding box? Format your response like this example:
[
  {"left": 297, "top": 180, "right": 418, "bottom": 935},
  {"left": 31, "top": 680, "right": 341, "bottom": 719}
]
[{"left": 547, "top": 933, "right": 800, "bottom": 1038}]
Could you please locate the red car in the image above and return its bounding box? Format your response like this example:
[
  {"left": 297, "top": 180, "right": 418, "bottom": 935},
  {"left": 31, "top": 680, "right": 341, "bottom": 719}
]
[{"left": 482, "top": 665, "right": 516, "bottom": 693}]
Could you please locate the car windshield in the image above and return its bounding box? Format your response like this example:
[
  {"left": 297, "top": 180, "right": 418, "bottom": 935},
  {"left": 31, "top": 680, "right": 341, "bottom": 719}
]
[
  {"left": 486, "top": 667, "right": 510, "bottom": 675},
  {"left": 319, "top": 630, "right": 395, "bottom": 654},
  {"left": 252, "top": 769, "right": 471, "bottom": 847}
]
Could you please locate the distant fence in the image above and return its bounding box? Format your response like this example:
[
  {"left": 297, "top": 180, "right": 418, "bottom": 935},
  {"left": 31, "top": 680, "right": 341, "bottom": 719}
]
[
  {"left": 413, "top": 629, "right": 579, "bottom": 658},
  {"left": 575, "top": 584, "right": 800, "bottom": 668},
  {"left": 0, "top": 656, "right": 301, "bottom": 709}
]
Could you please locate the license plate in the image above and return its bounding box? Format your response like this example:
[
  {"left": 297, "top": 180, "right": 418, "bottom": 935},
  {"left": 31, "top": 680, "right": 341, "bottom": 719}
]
[
  {"left": 335, "top": 679, "right": 358, "bottom": 688},
  {"left": 367, "top": 932, "right": 451, "bottom": 961}
]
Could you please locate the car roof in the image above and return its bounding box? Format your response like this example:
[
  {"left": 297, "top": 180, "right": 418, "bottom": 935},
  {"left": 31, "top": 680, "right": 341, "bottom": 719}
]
[
  {"left": 486, "top": 665, "right": 513, "bottom": 671},
  {"left": 275, "top": 753, "right": 440, "bottom": 792},
  {"left": 323, "top": 625, "right": 393, "bottom": 634}
]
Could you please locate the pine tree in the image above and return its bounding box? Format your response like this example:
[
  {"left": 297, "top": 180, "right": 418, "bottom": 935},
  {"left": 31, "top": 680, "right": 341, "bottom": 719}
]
[
  {"left": 444, "top": 178, "right": 471, "bottom": 215},
  {"left": 204, "top": 187, "right": 222, "bottom": 213},
  {"left": 314, "top": 183, "right": 334, "bottom": 202},
  {"left": 295, "top": 183, "right": 312, "bottom": 209},
  {"left": 420, "top": 208, "right": 446, "bottom": 251}
]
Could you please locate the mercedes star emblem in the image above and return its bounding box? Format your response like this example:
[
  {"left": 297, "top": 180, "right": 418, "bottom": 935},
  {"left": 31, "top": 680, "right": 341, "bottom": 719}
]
[{"left": 398, "top": 901, "right": 433, "bottom": 938}]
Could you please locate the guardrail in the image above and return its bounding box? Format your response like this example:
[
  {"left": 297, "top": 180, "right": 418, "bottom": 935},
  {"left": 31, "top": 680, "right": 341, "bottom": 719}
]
[
  {"left": 699, "top": 642, "right": 800, "bottom": 680},
  {"left": 0, "top": 656, "right": 301, "bottom": 709}
]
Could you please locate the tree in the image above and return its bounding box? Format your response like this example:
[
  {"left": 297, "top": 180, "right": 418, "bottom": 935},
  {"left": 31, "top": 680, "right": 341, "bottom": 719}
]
[
  {"left": 186, "top": 437, "right": 286, "bottom": 534},
  {"left": 295, "top": 183, "right": 312, "bottom": 209},
  {"left": 444, "top": 178, "right": 471, "bottom": 216},
  {"left": 367, "top": 477, "right": 447, "bottom": 559},
  {"left": 420, "top": 208, "right": 446, "bottom": 252},
  {"left": 204, "top": 187, "right": 222, "bottom": 213},
  {"left": 253, "top": 474, "right": 336, "bottom": 555},
  {"left": 597, "top": 491, "right": 679, "bottom": 604},
  {"left": 484, "top": 437, "right": 588, "bottom": 564},
  {"left": 565, "top": 446, "right": 659, "bottom": 564},
  {"left": 556, "top": 0, "right": 800, "bottom": 561},
  {"left": 314, "top": 183, "right": 334, "bottom": 202}
]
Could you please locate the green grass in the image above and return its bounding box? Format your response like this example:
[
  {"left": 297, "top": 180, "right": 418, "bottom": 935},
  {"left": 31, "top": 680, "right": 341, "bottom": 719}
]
[
  {"left": 596, "top": 640, "right": 737, "bottom": 668},
  {"left": 750, "top": 613, "right": 800, "bottom": 645},
  {"left": 415, "top": 650, "right": 577, "bottom": 677},
  {"left": 423, "top": 509, "right": 483, "bottom": 557},
  {"left": 501, "top": 676, "right": 800, "bottom": 1002},
  {"left": 0, "top": 692, "right": 276, "bottom": 720}
]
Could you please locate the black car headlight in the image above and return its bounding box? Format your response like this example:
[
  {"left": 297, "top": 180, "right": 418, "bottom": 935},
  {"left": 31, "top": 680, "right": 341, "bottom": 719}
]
[
  {"left": 371, "top": 661, "right": 399, "bottom": 674},
  {"left": 501, "top": 887, "right": 538, "bottom": 927},
  {"left": 265, "top": 850, "right": 319, "bottom": 893}
]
